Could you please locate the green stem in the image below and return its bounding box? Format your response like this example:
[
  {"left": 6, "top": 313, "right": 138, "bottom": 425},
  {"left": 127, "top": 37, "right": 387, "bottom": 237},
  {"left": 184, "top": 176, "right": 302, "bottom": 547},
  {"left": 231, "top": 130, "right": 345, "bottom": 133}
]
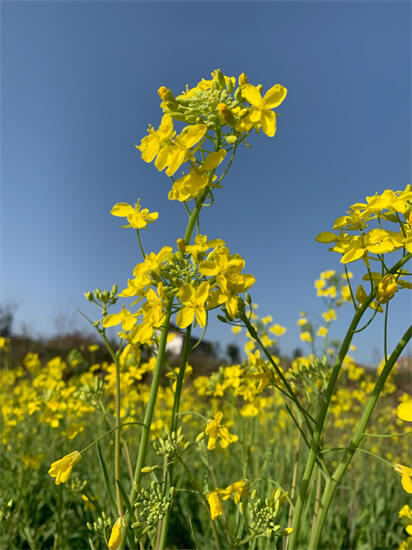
[
  {"left": 309, "top": 323, "right": 411, "bottom": 550},
  {"left": 242, "top": 314, "right": 315, "bottom": 430},
  {"left": 136, "top": 229, "right": 146, "bottom": 259},
  {"left": 114, "top": 352, "right": 123, "bottom": 516},
  {"left": 119, "top": 303, "right": 173, "bottom": 549},
  {"left": 288, "top": 253, "right": 411, "bottom": 550},
  {"left": 158, "top": 325, "right": 192, "bottom": 550}
]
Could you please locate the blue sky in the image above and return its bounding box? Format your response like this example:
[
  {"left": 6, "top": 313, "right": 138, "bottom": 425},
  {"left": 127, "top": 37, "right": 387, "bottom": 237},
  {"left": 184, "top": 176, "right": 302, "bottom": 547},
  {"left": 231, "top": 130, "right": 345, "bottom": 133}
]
[{"left": 1, "top": 1, "right": 410, "bottom": 365}]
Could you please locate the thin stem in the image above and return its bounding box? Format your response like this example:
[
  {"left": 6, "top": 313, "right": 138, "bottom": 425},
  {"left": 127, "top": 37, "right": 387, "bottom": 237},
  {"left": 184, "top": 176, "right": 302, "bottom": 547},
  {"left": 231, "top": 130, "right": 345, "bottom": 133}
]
[
  {"left": 119, "top": 303, "right": 173, "bottom": 549},
  {"left": 242, "top": 314, "right": 315, "bottom": 429},
  {"left": 114, "top": 352, "right": 123, "bottom": 515},
  {"left": 136, "top": 229, "right": 146, "bottom": 259},
  {"left": 158, "top": 325, "right": 192, "bottom": 549}
]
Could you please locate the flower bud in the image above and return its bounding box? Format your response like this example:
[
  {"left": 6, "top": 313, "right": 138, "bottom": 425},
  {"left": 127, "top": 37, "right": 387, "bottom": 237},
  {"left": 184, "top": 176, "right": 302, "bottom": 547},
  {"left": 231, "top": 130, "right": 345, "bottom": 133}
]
[
  {"left": 213, "top": 69, "right": 226, "bottom": 89},
  {"left": 217, "top": 103, "right": 235, "bottom": 126},
  {"left": 238, "top": 73, "right": 248, "bottom": 86},
  {"left": 195, "top": 432, "right": 205, "bottom": 443},
  {"left": 177, "top": 238, "right": 186, "bottom": 253},
  {"left": 158, "top": 86, "right": 175, "bottom": 102}
]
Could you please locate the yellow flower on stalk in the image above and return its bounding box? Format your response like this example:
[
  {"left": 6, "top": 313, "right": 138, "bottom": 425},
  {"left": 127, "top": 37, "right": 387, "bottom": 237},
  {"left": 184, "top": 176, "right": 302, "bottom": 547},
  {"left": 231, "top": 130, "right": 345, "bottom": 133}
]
[
  {"left": 269, "top": 323, "right": 286, "bottom": 336},
  {"left": 205, "top": 411, "right": 238, "bottom": 450},
  {"left": 397, "top": 400, "right": 412, "bottom": 422},
  {"left": 395, "top": 464, "right": 412, "bottom": 493},
  {"left": 300, "top": 331, "right": 312, "bottom": 343},
  {"left": 221, "top": 479, "right": 249, "bottom": 504},
  {"left": 176, "top": 282, "right": 210, "bottom": 329},
  {"left": 111, "top": 201, "right": 158, "bottom": 229},
  {"left": 108, "top": 516, "right": 126, "bottom": 550},
  {"left": 317, "top": 326, "right": 328, "bottom": 337},
  {"left": 207, "top": 479, "right": 248, "bottom": 520},
  {"left": 168, "top": 149, "right": 227, "bottom": 202},
  {"left": 103, "top": 306, "right": 138, "bottom": 332},
  {"left": 207, "top": 490, "right": 223, "bottom": 520},
  {"left": 155, "top": 123, "right": 207, "bottom": 177},
  {"left": 48, "top": 450, "right": 81, "bottom": 485},
  {"left": 136, "top": 114, "right": 174, "bottom": 163},
  {"left": 241, "top": 83, "right": 287, "bottom": 137},
  {"left": 376, "top": 273, "right": 398, "bottom": 304},
  {"left": 322, "top": 309, "right": 337, "bottom": 322}
]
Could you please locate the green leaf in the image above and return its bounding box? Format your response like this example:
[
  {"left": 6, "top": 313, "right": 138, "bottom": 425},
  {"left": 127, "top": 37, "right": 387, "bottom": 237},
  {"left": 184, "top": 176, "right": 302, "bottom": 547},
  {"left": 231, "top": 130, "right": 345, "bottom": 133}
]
[{"left": 96, "top": 442, "right": 117, "bottom": 515}]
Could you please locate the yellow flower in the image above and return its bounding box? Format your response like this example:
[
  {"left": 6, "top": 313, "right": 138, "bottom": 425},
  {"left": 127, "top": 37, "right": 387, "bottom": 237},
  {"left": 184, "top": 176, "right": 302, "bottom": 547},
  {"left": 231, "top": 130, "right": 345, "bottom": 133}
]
[
  {"left": 108, "top": 516, "right": 125, "bottom": 550},
  {"left": 176, "top": 282, "right": 210, "bottom": 329},
  {"left": 48, "top": 450, "right": 81, "bottom": 485},
  {"left": 155, "top": 123, "right": 207, "bottom": 176},
  {"left": 322, "top": 309, "right": 337, "bottom": 322},
  {"left": 103, "top": 306, "right": 137, "bottom": 332},
  {"left": 269, "top": 323, "right": 286, "bottom": 336},
  {"left": 111, "top": 201, "right": 158, "bottom": 230},
  {"left": 317, "top": 326, "right": 328, "bottom": 337},
  {"left": 300, "top": 331, "right": 312, "bottom": 343},
  {"left": 205, "top": 411, "right": 238, "bottom": 450},
  {"left": 261, "top": 315, "right": 273, "bottom": 324},
  {"left": 136, "top": 114, "right": 174, "bottom": 163},
  {"left": 242, "top": 83, "right": 287, "bottom": 137},
  {"left": 232, "top": 326, "right": 242, "bottom": 335},
  {"left": 376, "top": 273, "right": 398, "bottom": 303},
  {"left": 207, "top": 491, "right": 223, "bottom": 520},
  {"left": 397, "top": 400, "right": 412, "bottom": 422},
  {"left": 320, "top": 270, "right": 336, "bottom": 279},
  {"left": 395, "top": 464, "right": 412, "bottom": 493},
  {"left": 221, "top": 479, "right": 249, "bottom": 504},
  {"left": 168, "top": 150, "right": 226, "bottom": 202}
]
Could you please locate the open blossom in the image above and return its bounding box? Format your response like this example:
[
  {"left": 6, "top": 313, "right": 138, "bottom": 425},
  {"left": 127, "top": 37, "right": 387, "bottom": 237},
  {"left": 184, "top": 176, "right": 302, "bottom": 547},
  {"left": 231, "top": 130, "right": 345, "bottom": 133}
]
[
  {"left": 205, "top": 411, "right": 238, "bottom": 450},
  {"left": 111, "top": 201, "right": 158, "bottom": 230},
  {"left": 48, "top": 450, "right": 81, "bottom": 485}
]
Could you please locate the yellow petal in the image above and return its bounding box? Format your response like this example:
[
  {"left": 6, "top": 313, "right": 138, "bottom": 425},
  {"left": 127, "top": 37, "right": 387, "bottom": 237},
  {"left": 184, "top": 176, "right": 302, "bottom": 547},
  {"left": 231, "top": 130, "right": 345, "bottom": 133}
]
[
  {"left": 110, "top": 203, "right": 134, "bottom": 217},
  {"left": 242, "top": 84, "right": 263, "bottom": 107},
  {"left": 316, "top": 232, "right": 336, "bottom": 243},
  {"left": 402, "top": 474, "right": 412, "bottom": 494},
  {"left": 103, "top": 313, "right": 123, "bottom": 328},
  {"left": 201, "top": 150, "right": 227, "bottom": 172},
  {"left": 397, "top": 401, "right": 412, "bottom": 422},
  {"left": 260, "top": 110, "right": 277, "bottom": 137},
  {"left": 176, "top": 307, "right": 194, "bottom": 329},
  {"left": 195, "top": 281, "right": 210, "bottom": 305},
  {"left": 263, "top": 84, "right": 287, "bottom": 108},
  {"left": 340, "top": 247, "right": 365, "bottom": 264},
  {"left": 194, "top": 307, "right": 206, "bottom": 327},
  {"left": 178, "top": 124, "right": 207, "bottom": 149}
]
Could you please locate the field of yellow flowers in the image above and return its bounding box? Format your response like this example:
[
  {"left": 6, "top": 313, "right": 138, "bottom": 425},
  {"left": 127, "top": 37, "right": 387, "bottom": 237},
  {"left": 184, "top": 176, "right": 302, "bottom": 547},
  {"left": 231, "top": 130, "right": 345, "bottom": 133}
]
[{"left": 1, "top": 70, "right": 411, "bottom": 550}]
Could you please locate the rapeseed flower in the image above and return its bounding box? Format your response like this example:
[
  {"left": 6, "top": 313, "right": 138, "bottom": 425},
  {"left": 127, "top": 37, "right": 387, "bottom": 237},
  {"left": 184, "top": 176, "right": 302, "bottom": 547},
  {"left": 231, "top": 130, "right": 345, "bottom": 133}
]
[
  {"left": 176, "top": 282, "right": 210, "bottom": 329},
  {"left": 48, "top": 450, "right": 81, "bottom": 485},
  {"left": 205, "top": 411, "right": 238, "bottom": 450},
  {"left": 241, "top": 83, "right": 287, "bottom": 137},
  {"left": 111, "top": 201, "right": 158, "bottom": 229}
]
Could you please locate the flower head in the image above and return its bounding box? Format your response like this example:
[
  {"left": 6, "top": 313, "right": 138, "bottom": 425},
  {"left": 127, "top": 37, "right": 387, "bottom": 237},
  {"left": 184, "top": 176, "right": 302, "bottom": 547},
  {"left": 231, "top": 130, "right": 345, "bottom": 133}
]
[
  {"left": 48, "top": 450, "right": 81, "bottom": 485},
  {"left": 205, "top": 411, "right": 238, "bottom": 450}
]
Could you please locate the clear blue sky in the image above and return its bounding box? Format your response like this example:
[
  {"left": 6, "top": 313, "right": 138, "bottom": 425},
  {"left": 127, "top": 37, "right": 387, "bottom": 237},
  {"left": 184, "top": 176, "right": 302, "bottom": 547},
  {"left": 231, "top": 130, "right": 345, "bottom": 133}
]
[{"left": 1, "top": 1, "right": 410, "bottom": 365}]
